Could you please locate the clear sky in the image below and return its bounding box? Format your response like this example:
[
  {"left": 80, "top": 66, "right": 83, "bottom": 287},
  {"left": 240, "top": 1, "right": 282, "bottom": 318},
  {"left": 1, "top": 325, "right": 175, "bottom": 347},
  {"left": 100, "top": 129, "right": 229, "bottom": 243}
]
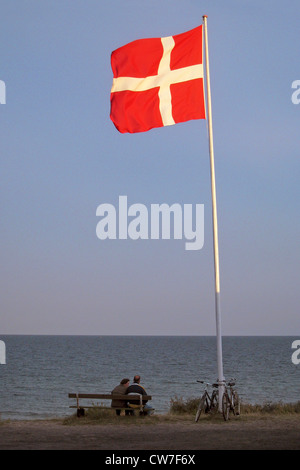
[{"left": 1, "top": 0, "right": 300, "bottom": 335}]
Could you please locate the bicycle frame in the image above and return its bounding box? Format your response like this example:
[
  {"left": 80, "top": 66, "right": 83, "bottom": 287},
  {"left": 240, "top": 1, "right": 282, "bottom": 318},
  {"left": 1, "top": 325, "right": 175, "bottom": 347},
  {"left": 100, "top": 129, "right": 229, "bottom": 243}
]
[
  {"left": 222, "top": 378, "right": 240, "bottom": 421},
  {"left": 195, "top": 380, "right": 219, "bottom": 422}
]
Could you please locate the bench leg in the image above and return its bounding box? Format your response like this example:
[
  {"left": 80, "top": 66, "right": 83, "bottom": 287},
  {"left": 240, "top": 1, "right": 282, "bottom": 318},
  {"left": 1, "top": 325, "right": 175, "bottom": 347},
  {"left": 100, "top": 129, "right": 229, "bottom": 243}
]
[{"left": 77, "top": 408, "right": 85, "bottom": 418}]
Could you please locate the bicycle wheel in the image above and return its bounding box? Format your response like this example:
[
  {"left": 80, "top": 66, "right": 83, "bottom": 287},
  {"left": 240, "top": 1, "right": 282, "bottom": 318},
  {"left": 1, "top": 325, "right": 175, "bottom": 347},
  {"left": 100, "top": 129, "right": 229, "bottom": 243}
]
[
  {"left": 222, "top": 393, "right": 230, "bottom": 421},
  {"left": 232, "top": 391, "right": 241, "bottom": 416},
  {"left": 195, "top": 396, "right": 207, "bottom": 422}
]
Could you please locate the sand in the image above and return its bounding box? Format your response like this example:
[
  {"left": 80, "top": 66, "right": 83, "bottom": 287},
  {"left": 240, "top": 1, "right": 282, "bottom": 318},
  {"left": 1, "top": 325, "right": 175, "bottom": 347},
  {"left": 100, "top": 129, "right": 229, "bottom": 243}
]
[{"left": 0, "top": 415, "right": 299, "bottom": 450}]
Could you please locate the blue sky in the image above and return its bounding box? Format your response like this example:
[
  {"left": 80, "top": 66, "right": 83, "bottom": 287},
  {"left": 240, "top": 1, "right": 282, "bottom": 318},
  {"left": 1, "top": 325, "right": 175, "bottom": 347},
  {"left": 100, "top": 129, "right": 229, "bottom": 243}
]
[{"left": 1, "top": 0, "right": 300, "bottom": 335}]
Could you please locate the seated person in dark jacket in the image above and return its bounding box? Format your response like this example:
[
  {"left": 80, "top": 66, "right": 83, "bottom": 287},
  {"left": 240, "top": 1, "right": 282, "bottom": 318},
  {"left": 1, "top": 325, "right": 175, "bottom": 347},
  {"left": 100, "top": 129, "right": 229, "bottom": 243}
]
[
  {"left": 126, "top": 375, "right": 153, "bottom": 415},
  {"left": 111, "top": 378, "right": 130, "bottom": 415}
]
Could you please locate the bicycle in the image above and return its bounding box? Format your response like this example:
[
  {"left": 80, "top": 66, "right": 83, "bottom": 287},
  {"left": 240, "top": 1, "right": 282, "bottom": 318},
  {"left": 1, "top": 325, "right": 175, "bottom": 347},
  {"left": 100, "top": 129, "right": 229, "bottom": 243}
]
[
  {"left": 195, "top": 380, "right": 219, "bottom": 422},
  {"left": 222, "top": 379, "right": 241, "bottom": 421}
]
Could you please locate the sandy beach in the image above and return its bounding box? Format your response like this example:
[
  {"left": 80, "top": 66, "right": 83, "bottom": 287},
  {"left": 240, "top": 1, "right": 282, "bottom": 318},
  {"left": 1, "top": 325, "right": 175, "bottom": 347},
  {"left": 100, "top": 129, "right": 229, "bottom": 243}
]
[{"left": 0, "top": 415, "right": 300, "bottom": 450}]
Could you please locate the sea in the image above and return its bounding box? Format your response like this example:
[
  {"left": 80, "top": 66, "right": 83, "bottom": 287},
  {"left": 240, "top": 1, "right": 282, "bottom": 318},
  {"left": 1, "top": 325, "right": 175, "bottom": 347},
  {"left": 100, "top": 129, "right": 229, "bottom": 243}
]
[{"left": 0, "top": 335, "right": 299, "bottom": 420}]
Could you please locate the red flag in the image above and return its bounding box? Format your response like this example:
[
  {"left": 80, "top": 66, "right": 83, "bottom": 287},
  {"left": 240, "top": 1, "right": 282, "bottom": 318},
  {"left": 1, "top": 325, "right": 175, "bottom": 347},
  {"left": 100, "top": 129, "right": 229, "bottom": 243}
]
[{"left": 110, "top": 25, "right": 206, "bottom": 133}]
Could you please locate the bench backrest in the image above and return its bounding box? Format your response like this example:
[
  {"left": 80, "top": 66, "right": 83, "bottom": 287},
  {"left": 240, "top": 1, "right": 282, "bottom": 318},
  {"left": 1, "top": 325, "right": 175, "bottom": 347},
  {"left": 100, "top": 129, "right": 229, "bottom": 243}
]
[{"left": 68, "top": 393, "right": 152, "bottom": 401}]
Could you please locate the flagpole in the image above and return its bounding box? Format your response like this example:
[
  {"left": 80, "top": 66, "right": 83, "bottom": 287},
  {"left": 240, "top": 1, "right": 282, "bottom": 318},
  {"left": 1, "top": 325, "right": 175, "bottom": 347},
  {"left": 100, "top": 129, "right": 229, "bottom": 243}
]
[{"left": 202, "top": 15, "right": 225, "bottom": 410}]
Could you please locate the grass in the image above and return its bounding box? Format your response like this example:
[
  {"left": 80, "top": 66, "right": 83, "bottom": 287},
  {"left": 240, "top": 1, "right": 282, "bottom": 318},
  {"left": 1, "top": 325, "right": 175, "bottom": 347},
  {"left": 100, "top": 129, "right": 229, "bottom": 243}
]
[
  {"left": 63, "top": 406, "right": 192, "bottom": 426},
  {"left": 62, "top": 397, "right": 300, "bottom": 426},
  {"left": 169, "top": 396, "right": 200, "bottom": 415},
  {"left": 169, "top": 396, "right": 300, "bottom": 416},
  {"left": 240, "top": 401, "right": 300, "bottom": 415}
]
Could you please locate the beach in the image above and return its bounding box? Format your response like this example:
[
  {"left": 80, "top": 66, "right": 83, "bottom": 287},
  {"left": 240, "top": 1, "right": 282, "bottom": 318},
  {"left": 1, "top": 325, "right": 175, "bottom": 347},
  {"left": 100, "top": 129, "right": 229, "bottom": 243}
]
[{"left": 1, "top": 415, "right": 300, "bottom": 450}]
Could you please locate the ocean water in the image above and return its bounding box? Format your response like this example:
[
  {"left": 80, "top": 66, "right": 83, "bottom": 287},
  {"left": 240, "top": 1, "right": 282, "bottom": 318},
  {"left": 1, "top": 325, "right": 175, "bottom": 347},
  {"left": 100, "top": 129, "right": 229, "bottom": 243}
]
[{"left": 0, "top": 335, "right": 299, "bottom": 420}]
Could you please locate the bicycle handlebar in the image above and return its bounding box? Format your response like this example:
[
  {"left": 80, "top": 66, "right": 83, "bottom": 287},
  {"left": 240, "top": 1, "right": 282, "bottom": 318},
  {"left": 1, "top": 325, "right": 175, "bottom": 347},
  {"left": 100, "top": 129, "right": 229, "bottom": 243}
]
[
  {"left": 196, "top": 380, "right": 219, "bottom": 387},
  {"left": 197, "top": 378, "right": 237, "bottom": 387}
]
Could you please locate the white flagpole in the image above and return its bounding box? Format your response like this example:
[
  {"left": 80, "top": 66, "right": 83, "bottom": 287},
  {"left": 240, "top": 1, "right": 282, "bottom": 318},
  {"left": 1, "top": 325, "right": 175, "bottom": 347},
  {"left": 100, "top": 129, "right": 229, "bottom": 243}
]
[{"left": 202, "top": 15, "right": 225, "bottom": 410}]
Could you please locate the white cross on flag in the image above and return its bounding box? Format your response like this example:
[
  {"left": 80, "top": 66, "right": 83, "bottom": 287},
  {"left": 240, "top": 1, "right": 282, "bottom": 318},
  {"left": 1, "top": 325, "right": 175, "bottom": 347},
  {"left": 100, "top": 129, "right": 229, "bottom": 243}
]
[{"left": 110, "top": 25, "right": 206, "bottom": 133}]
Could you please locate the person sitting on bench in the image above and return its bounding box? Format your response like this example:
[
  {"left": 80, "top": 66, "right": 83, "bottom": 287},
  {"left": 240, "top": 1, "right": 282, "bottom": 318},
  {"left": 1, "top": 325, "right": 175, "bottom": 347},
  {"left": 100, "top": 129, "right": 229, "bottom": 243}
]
[
  {"left": 111, "top": 378, "right": 131, "bottom": 415},
  {"left": 126, "top": 375, "right": 154, "bottom": 415}
]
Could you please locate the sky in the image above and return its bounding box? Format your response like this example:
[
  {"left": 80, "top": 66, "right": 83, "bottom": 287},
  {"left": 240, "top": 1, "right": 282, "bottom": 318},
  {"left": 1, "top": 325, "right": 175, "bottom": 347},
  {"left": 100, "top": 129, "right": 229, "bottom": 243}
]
[{"left": 1, "top": 0, "right": 300, "bottom": 335}]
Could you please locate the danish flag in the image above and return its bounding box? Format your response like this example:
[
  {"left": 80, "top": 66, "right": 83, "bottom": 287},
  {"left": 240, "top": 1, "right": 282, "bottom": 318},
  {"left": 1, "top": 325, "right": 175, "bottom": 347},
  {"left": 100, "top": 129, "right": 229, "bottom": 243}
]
[{"left": 110, "top": 25, "right": 206, "bottom": 133}]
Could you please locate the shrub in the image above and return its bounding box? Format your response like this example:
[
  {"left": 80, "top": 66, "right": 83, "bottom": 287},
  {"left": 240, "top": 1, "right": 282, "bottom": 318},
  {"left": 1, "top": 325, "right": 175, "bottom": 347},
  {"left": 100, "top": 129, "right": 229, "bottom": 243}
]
[
  {"left": 170, "top": 396, "right": 300, "bottom": 416},
  {"left": 169, "top": 396, "right": 200, "bottom": 414},
  {"left": 241, "top": 401, "right": 300, "bottom": 414}
]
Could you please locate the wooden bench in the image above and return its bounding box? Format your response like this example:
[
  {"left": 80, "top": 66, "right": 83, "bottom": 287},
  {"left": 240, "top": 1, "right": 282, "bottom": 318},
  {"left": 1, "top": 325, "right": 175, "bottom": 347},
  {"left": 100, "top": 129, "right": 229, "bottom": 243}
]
[{"left": 68, "top": 393, "right": 153, "bottom": 417}]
